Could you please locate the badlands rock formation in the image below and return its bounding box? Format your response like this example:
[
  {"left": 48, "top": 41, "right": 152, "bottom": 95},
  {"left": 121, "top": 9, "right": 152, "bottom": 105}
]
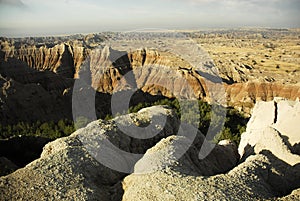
[
  {"left": 1, "top": 29, "right": 299, "bottom": 121},
  {"left": 0, "top": 53, "right": 74, "bottom": 124},
  {"left": 226, "top": 82, "right": 300, "bottom": 114},
  {"left": 239, "top": 99, "right": 300, "bottom": 164},
  {"left": 123, "top": 100, "right": 300, "bottom": 200},
  {"left": 1, "top": 101, "right": 299, "bottom": 200}
]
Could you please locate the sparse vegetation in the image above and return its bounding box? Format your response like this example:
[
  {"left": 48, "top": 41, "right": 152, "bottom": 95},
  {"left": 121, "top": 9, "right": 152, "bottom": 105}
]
[
  {"left": 0, "top": 119, "right": 75, "bottom": 140},
  {"left": 119, "top": 98, "right": 248, "bottom": 145},
  {"left": 1, "top": 98, "right": 248, "bottom": 145}
]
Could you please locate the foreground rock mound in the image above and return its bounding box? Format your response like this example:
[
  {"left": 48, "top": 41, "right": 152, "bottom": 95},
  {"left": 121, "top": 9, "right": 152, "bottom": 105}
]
[
  {"left": 1, "top": 101, "right": 299, "bottom": 200},
  {"left": 123, "top": 100, "right": 300, "bottom": 200},
  {"left": 123, "top": 152, "right": 299, "bottom": 200},
  {"left": 133, "top": 136, "right": 239, "bottom": 176},
  {"left": 0, "top": 106, "right": 238, "bottom": 200}
]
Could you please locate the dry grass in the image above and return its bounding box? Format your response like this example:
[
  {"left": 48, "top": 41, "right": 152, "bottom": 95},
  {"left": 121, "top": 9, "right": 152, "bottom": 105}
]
[{"left": 193, "top": 29, "right": 300, "bottom": 83}]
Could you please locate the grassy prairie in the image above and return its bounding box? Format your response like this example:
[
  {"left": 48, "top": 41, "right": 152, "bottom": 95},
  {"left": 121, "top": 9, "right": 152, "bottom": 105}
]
[{"left": 193, "top": 29, "right": 300, "bottom": 83}]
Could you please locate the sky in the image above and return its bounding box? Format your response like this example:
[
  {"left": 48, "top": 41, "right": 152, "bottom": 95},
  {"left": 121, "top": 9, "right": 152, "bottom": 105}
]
[{"left": 0, "top": 0, "right": 299, "bottom": 37}]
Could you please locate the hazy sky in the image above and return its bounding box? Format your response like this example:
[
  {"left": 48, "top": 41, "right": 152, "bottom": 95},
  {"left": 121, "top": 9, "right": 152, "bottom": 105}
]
[{"left": 0, "top": 0, "right": 299, "bottom": 37}]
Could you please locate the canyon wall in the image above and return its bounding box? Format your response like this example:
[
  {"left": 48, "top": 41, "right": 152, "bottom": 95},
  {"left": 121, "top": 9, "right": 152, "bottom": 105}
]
[{"left": 1, "top": 32, "right": 299, "bottom": 121}]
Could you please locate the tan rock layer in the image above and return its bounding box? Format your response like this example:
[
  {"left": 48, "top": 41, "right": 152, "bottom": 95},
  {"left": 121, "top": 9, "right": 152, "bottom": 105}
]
[
  {"left": 1, "top": 41, "right": 87, "bottom": 78},
  {"left": 225, "top": 82, "right": 300, "bottom": 114}
]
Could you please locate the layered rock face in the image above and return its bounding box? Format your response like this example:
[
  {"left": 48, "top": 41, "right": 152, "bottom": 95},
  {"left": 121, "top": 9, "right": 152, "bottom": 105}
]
[
  {"left": 86, "top": 46, "right": 208, "bottom": 100},
  {"left": 1, "top": 31, "right": 299, "bottom": 118},
  {"left": 0, "top": 35, "right": 97, "bottom": 78},
  {"left": 87, "top": 45, "right": 300, "bottom": 114},
  {"left": 75, "top": 44, "right": 300, "bottom": 116},
  {"left": 0, "top": 48, "right": 112, "bottom": 125},
  {"left": 0, "top": 54, "right": 74, "bottom": 124},
  {"left": 226, "top": 82, "right": 300, "bottom": 114},
  {"left": 1, "top": 101, "right": 299, "bottom": 200}
]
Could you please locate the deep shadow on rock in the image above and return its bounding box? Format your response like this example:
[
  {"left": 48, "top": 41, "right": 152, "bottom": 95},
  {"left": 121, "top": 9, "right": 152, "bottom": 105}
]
[
  {"left": 0, "top": 157, "right": 19, "bottom": 176},
  {"left": 0, "top": 136, "right": 51, "bottom": 168}
]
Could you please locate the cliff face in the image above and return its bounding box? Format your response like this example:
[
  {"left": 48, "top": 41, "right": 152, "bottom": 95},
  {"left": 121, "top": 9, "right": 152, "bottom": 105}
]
[
  {"left": 225, "top": 82, "right": 300, "bottom": 114},
  {"left": 86, "top": 47, "right": 207, "bottom": 100},
  {"left": 86, "top": 46, "right": 300, "bottom": 113},
  {"left": 1, "top": 40, "right": 86, "bottom": 78},
  {"left": 1, "top": 32, "right": 299, "bottom": 120},
  {"left": 0, "top": 52, "right": 74, "bottom": 124},
  {"left": 0, "top": 50, "right": 111, "bottom": 125}
]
